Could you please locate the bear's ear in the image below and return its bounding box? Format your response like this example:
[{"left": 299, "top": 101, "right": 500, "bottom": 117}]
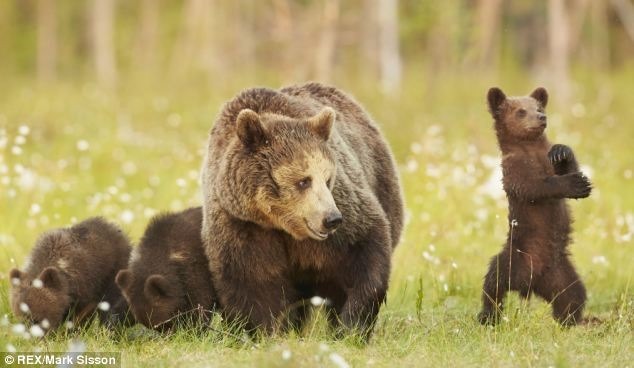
[
  {"left": 487, "top": 87, "right": 507, "bottom": 117},
  {"left": 144, "top": 275, "right": 172, "bottom": 302},
  {"left": 9, "top": 269, "right": 22, "bottom": 283},
  {"left": 236, "top": 109, "right": 269, "bottom": 150},
  {"left": 115, "top": 270, "right": 131, "bottom": 291},
  {"left": 307, "top": 107, "right": 335, "bottom": 141},
  {"left": 39, "top": 267, "right": 64, "bottom": 291},
  {"left": 530, "top": 87, "right": 548, "bottom": 108}
]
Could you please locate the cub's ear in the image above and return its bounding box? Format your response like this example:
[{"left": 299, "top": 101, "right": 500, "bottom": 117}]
[
  {"left": 487, "top": 87, "right": 507, "bottom": 116},
  {"left": 144, "top": 275, "right": 172, "bottom": 302},
  {"left": 236, "top": 109, "right": 269, "bottom": 150},
  {"left": 39, "top": 267, "right": 64, "bottom": 291},
  {"left": 115, "top": 270, "right": 132, "bottom": 291},
  {"left": 530, "top": 87, "right": 548, "bottom": 108},
  {"left": 308, "top": 107, "right": 335, "bottom": 141},
  {"left": 9, "top": 269, "right": 23, "bottom": 282}
]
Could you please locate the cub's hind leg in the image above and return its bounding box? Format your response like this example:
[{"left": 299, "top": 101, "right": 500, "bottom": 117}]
[{"left": 534, "top": 257, "right": 586, "bottom": 326}]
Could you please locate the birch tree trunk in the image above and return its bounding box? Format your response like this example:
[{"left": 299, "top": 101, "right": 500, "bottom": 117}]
[
  {"left": 314, "top": 0, "right": 340, "bottom": 82},
  {"left": 37, "top": 0, "right": 57, "bottom": 82},
  {"left": 378, "top": 0, "right": 402, "bottom": 94},
  {"left": 475, "top": 0, "right": 503, "bottom": 68},
  {"left": 90, "top": 0, "right": 117, "bottom": 87},
  {"left": 548, "top": 0, "right": 571, "bottom": 103},
  {"left": 135, "top": 0, "right": 160, "bottom": 69}
]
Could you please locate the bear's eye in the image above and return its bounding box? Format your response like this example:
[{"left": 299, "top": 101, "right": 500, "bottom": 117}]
[
  {"left": 516, "top": 109, "right": 527, "bottom": 118},
  {"left": 297, "top": 177, "right": 312, "bottom": 190}
]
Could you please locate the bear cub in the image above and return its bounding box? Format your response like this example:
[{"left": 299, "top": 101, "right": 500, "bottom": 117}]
[
  {"left": 478, "top": 87, "right": 592, "bottom": 326},
  {"left": 9, "top": 217, "right": 131, "bottom": 332},
  {"left": 115, "top": 207, "right": 217, "bottom": 331}
]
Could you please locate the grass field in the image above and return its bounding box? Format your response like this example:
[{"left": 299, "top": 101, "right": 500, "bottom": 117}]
[{"left": 0, "top": 69, "right": 632, "bottom": 367}]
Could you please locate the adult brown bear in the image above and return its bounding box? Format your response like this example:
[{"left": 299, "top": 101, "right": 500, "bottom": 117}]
[{"left": 201, "top": 82, "right": 403, "bottom": 337}]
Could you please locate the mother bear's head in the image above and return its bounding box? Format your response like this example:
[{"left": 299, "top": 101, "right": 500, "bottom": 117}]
[{"left": 216, "top": 107, "right": 343, "bottom": 241}]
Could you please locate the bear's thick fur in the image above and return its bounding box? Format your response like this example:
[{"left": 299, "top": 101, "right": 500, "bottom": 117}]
[
  {"left": 478, "top": 87, "right": 592, "bottom": 326},
  {"left": 115, "top": 207, "right": 217, "bottom": 330},
  {"left": 201, "top": 82, "right": 403, "bottom": 337},
  {"left": 9, "top": 217, "right": 131, "bottom": 331}
]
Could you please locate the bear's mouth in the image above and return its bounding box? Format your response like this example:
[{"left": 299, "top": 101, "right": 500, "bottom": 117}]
[{"left": 304, "top": 219, "right": 329, "bottom": 240}]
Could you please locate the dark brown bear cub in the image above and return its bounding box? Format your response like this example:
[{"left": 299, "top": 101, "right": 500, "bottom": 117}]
[
  {"left": 478, "top": 87, "right": 592, "bottom": 326},
  {"left": 115, "top": 207, "right": 217, "bottom": 331},
  {"left": 9, "top": 217, "right": 131, "bottom": 331}
]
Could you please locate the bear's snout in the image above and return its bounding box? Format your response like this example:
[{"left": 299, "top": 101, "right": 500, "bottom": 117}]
[{"left": 323, "top": 211, "right": 343, "bottom": 231}]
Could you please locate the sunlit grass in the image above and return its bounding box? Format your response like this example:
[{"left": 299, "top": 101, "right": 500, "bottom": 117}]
[{"left": 0, "top": 68, "right": 632, "bottom": 367}]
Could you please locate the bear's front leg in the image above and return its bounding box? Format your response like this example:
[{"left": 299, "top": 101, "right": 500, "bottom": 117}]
[
  {"left": 218, "top": 274, "right": 296, "bottom": 334},
  {"left": 206, "top": 221, "right": 295, "bottom": 334},
  {"left": 548, "top": 144, "right": 580, "bottom": 175},
  {"left": 336, "top": 231, "right": 391, "bottom": 339}
]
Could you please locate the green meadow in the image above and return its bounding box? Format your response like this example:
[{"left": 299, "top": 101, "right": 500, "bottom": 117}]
[{"left": 0, "top": 67, "right": 632, "bottom": 367}]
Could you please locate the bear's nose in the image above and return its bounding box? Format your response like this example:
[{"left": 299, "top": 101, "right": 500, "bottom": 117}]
[
  {"left": 323, "top": 212, "right": 343, "bottom": 230},
  {"left": 538, "top": 113, "right": 547, "bottom": 122}
]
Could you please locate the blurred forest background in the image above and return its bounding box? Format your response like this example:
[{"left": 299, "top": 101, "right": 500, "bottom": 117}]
[
  {"left": 1, "top": 2, "right": 633, "bottom": 366},
  {"left": 1, "top": 0, "right": 634, "bottom": 98}
]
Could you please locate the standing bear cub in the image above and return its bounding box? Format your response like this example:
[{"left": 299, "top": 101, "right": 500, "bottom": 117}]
[
  {"left": 116, "top": 207, "right": 217, "bottom": 331},
  {"left": 9, "top": 217, "right": 131, "bottom": 332},
  {"left": 201, "top": 82, "right": 403, "bottom": 337},
  {"left": 479, "top": 87, "right": 592, "bottom": 326}
]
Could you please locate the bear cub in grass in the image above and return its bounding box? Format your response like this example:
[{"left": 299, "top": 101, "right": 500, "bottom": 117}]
[
  {"left": 9, "top": 217, "right": 131, "bottom": 332},
  {"left": 479, "top": 87, "right": 592, "bottom": 326},
  {"left": 116, "top": 207, "right": 217, "bottom": 331},
  {"left": 202, "top": 82, "right": 403, "bottom": 338}
]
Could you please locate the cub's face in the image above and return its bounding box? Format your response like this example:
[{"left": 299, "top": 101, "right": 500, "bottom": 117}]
[
  {"left": 9, "top": 267, "right": 71, "bottom": 331},
  {"left": 487, "top": 87, "right": 549, "bottom": 141},
  {"left": 235, "top": 107, "right": 343, "bottom": 241},
  {"left": 115, "top": 270, "right": 182, "bottom": 330}
]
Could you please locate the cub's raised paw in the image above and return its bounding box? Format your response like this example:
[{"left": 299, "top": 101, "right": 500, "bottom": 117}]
[
  {"left": 548, "top": 144, "right": 574, "bottom": 165},
  {"left": 566, "top": 172, "right": 592, "bottom": 199}
]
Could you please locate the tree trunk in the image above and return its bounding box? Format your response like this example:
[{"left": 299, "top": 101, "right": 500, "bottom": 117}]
[
  {"left": 474, "top": 0, "right": 503, "bottom": 68},
  {"left": 360, "top": 0, "right": 378, "bottom": 74},
  {"left": 314, "top": 0, "right": 340, "bottom": 82},
  {"left": 171, "top": 0, "right": 215, "bottom": 76},
  {"left": 611, "top": 0, "right": 634, "bottom": 43},
  {"left": 37, "top": 0, "right": 57, "bottom": 82},
  {"left": 548, "top": 0, "right": 571, "bottom": 103},
  {"left": 591, "top": 0, "right": 610, "bottom": 69},
  {"left": 90, "top": 0, "right": 117, "bottom": 87},
  {"left": 378, "top": 0, "right": 402, "bottom": 94},
  {"left": 135, "top": 0, "right": 160, "bottom": 69}
]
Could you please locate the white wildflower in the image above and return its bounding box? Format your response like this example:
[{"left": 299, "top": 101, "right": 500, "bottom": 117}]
[
  {"left": 120, "top": 210, "right": 134, "bottom": 224},
  {"left": 6, "top": 343, "right": 16, "bottom": 352},
  {"left": 281, "top": 349, "right": 292, "bottom": 360},
  {"left": 29, "top": 203, "right": 41, "bottom": 215},
  {"left": 40, "top": 318, "right": 50, "bottom": 329},
  {"left": 310, "top": 296, "right": 325, "bottom": 307},
  {"left": 97, "top": 301, "right": 110, "bottom": 312},
  {"left": 29, "top": 324, "right": 44, "bottom": 337},
  {"left": 19, "top": 303, "right": 30, "bottom": 314},
  {"left": 32, "top": 279, "right": 43, "bottom": 288},
  {"left": 329, "top": 353, "right": 350, "bottom": 368},
  {"left": 76, "top": 140, "right": 90, "bottom": 151},
  {"left": 591, "top": 256, "right": 608, "bottom": 265},
  {"left": 12, "top": 323, "right": 26, "bottom": 334},
  {"left": 19, "top": 125, "right": 30, "bottom": 135}
]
